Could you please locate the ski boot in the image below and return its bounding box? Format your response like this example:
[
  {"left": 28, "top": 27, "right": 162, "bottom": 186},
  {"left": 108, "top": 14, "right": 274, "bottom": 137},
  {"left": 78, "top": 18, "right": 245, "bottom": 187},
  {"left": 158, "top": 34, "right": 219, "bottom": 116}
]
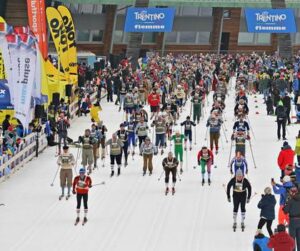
[
  {"left": 161, "top": 149, "right": 164, "bottom": 155},
  {"left": 124, "top": 161, "right": 128, "bottom": 167},
  {"left": 93, "top": 164, "right": 97, "bottom": 170},
  {"left": 66, "top": 194, "right": 71, "bottom": 200},
  {"left": 110, "top": 170, "right": 114, "bottom": 177},
  {"left": 172, "top": 187, "right": 175, "bottom": 195},
  {"left": 180, "top": 168, "right": 183, "bottom": 175},
  {"left": 215, "top": 150, "right": 218, "bottom": 155},
  {"left": 233, "top": 222, "right": 237, "bottom": 232},
  {"left": 184, "top": 147, "right": 187, "bottom": 151},
  {"left": 117, "top": 168, "right": 121, "bottom": 176},
  {"left": 165, "top": 187, "right": 169, "bottom": 195},
  {"left": 149, "top": 171, "right": 152, "bottom": 176},
  {"left": 59, "top": 195, "right": 64, "bottom": 200},
  {"left": 74, "top": 217, "right": 80, "bottom": 226},
  {"left": 118, "top": 107, "right": 121, "bottom": 112},
  {"left": 208, "top": 178, "right": 211, "bottom": 186},
  {"left": 143, "top": 171, "right": 146, "bottom": 176},
  {"left": 82, "top": 217, "right": 88, "bottom": 226},
  {"left": 189, "top": 146, "right": 192, "bottom": 151},
  {"left": 241, "top": 222, "right": 245, "bottom": 232},
  {"left": 202, "top": 178, "right": 205, "bottom": 186}
]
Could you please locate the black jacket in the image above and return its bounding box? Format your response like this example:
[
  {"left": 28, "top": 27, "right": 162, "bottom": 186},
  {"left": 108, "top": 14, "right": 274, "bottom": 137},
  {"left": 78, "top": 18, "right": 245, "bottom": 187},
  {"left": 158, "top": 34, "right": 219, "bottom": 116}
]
[
  {"left": 283, "top": 193, "right": 300, "bottom": 218},
  {"left": 227, "top": 177, "right": 252, "bottom": 199},
  {"left": 258, "top": 194, "right": 276, "bottom": 220}
]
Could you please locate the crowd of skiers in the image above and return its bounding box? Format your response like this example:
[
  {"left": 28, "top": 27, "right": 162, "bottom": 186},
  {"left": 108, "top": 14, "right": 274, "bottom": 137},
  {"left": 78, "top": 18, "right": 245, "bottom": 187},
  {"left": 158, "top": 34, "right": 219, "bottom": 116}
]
[{"left": 50, "top": 52, "right": 300, "bottom": 248}]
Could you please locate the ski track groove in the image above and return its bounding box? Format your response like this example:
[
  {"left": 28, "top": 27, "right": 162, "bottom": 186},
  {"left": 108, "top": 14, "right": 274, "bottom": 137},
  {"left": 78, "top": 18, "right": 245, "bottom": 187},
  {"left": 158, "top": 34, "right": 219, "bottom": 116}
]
[
  {"left": 98, "top": 173, "right": 150, "bottom": 251},
  {"left": 105, "top": 175, "right": 153, "bottom": 251}
]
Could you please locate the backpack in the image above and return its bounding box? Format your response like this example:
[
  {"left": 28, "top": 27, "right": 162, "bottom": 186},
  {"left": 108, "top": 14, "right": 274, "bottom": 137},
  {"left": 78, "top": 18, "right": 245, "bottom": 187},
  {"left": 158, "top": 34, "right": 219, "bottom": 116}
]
[{"left": 277, "top": 106, "right": 286, "bottom": 119}]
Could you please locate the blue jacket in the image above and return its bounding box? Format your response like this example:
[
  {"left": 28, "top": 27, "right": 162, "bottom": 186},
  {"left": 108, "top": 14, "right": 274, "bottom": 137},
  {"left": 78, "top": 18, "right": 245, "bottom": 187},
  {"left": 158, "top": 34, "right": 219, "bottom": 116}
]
[
  {"left": 253, "top": 235, "right": 271, "bottom": 251},
  {"left": 257, "top": 194, "right": 276, "bottom": 220},
  {"left": 273, "top": 181, "right": 294, "bottom": 205}
]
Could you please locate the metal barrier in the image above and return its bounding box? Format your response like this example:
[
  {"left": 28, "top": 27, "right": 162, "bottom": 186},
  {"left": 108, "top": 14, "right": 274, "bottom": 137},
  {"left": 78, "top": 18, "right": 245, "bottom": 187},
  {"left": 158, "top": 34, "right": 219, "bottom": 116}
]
[{"left": 0, "top": 89, "right": 107, "bottom": 182}]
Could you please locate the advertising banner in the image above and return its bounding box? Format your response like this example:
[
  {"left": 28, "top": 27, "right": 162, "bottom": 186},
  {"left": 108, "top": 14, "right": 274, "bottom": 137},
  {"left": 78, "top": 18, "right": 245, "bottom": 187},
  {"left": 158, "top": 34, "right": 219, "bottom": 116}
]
[
  {"left": 27, "top": 0, "right": 48, "bottom": 59},
  {"left": 245, "top": 9, "right": 297, "bottom": 33},
  {"left": 124, "top": 7, "right": 175, "bottom": 32},
  {"left": 57, "top": 5, "right": 77, "bottom": 84},
  {"left": 46, "top": 7, "right": 70, "bottom": 79}
]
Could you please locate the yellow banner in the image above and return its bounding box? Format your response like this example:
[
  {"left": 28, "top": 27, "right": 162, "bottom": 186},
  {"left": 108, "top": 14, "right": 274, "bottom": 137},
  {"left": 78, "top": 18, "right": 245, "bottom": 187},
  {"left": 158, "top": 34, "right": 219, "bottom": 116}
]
[
  {"left": 57, "top": 5, "right": 77, "bottom": 85},
  {"left": 0, "top": 50, "right": 5, "bottom": 79},
  {"left": 46, "top": 7, "right": 70, "bottom": 81}
]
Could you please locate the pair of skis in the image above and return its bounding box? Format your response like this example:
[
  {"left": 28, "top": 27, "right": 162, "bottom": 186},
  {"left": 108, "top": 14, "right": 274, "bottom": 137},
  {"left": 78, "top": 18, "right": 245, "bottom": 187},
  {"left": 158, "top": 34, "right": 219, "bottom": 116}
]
[
  {"left": 233, "top": 222, "right": 245, "bottom": 232},
  {"left": 59, "top": 194, "right": 71, "bottom": 201},
  {"left": 165, "top": 188, "right": 175, "bottom": 196}
]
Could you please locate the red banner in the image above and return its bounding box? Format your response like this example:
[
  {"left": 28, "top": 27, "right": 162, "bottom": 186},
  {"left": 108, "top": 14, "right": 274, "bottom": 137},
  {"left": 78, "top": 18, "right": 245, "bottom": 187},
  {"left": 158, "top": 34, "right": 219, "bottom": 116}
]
[{"left": 27, "top": 0, "right": 48, "bottom": 59}]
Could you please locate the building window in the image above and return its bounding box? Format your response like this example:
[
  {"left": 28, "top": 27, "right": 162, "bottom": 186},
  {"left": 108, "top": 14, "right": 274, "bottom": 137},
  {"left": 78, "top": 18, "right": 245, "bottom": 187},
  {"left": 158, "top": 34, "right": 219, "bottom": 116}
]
[
  {"left": 238, "top": 32, "right": 255, "bottom": 44},
  {"left": 199, "top": 8, "right": 212, "bottom": 16},
  {"left": 91, "top": 30, "right": 103, "bottom": 42},
  {"left": 165, "top": 32, "right": 178, "bottom": 43},
  {"left": 293, "top": 33, "right": 300, "bottom": 45},
  {"left": 77, "top": 30, "right": 90, "bottom": 42},
  {"left": 143, "top": 33, "right": 156, "bottom": 44},
  {"left": 256, "top": 33, "right": 271, "bottom": 45},
  {"left": 198, "top": 32, "right": 210, "bottom": 44},
  {"left": 94, "top": 4, "right": 103, "bottom": 14},
  {"left": 80, "top": 4, "right": 95, "bottom": 14},
  {"left": 181, "top": 7, "right": 199, "bottom": 16},
  {"left": 113, "top": 30, "right": 123, "bottom": 43},
  {"left": 179, "top": 31, "right": 197, "bottom": 43},
  {"left": 238, "top": 32, "right": 270, "bottom": 45}
]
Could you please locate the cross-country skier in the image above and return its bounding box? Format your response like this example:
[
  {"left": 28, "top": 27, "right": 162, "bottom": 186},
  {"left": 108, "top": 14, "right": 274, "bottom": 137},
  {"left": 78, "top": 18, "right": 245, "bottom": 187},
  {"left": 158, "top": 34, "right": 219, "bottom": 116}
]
[
  {"left": 90, "top": 124, "right": 101, "bottom": 169},
  {"left": 98, "top": 121, "right": 108, "bottom": 161},
  {"left": 151, "top": 115, "right": 167, "bottom": 155},
  {"left": 232, "top": 115, "right": 250, "bottom": 134},
  {"left": 162, "top": 151, "right": 179, "bottom": 195},
  {"left": 227, "top": 169, "right": 252, "bottom": 232},
  {"left": 140, "top": 136, "right": 157, "bottom": 176},
  {"left": 171, "top": 131, "right": 185, "bottom": 174},
  {"left": 124, "top": 117, "right": 136, "bottom": 156},
  {"left": 181, "top": 116, "right": 196, "bottom": 151},
  {"left": 206, "top": 111, "right": 223, "bottom": 154},
  {"left": 78, "top": 129, "right": 97, "bottom": 174},
  {"left": 57, "top": 145, "right": 75, "bottom": 200},
  {"left": 72, "top": 168, "right": 92, "bottom": 225},
  {"left": 105, "top": 133, "right": 124, "bottom": 177},
  {"left": 135, "top": 117, "right": 149, "bottom": 147},
  {"left": 191, "top": 91, "right": 202, "bottom": 123},
  {"left": 197, "top": 146, "right": 214, "bottom": 186},
  {"left": 232, "top": 130, "right": 249, "bottom": 156},
  {"left": 230, "top": 151, "right": 248, "bottom": 175},
  {"left": 116, "top": 123, "right": 129, "bottom": 166}
]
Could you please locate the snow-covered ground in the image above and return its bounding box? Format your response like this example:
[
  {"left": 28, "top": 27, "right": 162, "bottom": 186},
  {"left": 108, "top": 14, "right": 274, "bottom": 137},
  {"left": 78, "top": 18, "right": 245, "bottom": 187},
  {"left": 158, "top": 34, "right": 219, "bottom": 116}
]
[{"left": 0, "top": 78, "right": 299, "bottom": 251}]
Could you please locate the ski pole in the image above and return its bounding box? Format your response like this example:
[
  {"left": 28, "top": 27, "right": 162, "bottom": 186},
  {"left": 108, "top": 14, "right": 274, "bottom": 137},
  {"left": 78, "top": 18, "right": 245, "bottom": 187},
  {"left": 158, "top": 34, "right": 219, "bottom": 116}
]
[
  {"left": 249, "top": 192, "right": 258, "bottom": 201},
  {"left": 222, "top": 125, "right": 229, "bottom": 143},
  {"left": 227, "top": 140, "right": 233, "bottom": 167},
  {"left": 50, "top": 165, "right": 60, "bottom": 187},
  {"left": 194, "top": 126, "right": 197, "bottom": 145},
  {"left": 158, "top": 170, "right": 164, "bottom": 181},
  {"left": 177, "top": 171, "right": 182, "bottom": 182},
  {"left": 185, "top": 149, "right": 188, "bottom": 171},
  {"left": 248, "top": 140, "right": 257, "bottom": 169},
  {"left": 246, "top": 116, "right": 256, "bottom": 140},
  {"left": 92, "top": 181, "right": 106, "bottom": 187},
  {"left": 204, "top": 127, "right": 209, "bottom": 141}
]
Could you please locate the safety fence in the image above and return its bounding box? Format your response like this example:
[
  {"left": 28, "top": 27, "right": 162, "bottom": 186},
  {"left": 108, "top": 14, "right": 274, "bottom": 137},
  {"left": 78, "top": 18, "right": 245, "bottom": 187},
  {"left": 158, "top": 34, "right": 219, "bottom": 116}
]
[{"left": 0, "top": 89, "right": 106, "bottom": 182}]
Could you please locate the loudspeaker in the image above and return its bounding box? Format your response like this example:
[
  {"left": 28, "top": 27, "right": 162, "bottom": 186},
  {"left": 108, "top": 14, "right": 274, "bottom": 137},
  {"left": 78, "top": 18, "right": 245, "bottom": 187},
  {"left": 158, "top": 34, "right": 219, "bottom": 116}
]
[
  {"left": 35, "top": 105, "right": 44, "bottom": 119},
  {"left": 52, "top": 93, "right": 60, "bottom": 106},
  {"left": 65, "top": 84, "right": 72, "bottom": 97}
]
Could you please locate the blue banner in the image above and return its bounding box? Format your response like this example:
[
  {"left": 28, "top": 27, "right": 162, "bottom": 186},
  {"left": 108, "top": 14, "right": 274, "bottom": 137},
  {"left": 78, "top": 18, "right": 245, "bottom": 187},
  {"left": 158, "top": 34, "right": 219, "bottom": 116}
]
[
  {"left": 0, "top": 79, "right": 13, "bottom": 110},
  {"left": 245, "top": 9, "right": 297, "bottom": 33},
  {"left": 124, "top": 7, "right": 175, "bottom": 32}
]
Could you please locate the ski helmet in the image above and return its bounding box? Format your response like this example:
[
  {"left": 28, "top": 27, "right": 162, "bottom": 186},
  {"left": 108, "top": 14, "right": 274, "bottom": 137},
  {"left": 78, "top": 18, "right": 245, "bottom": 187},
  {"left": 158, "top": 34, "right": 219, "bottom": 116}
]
[{"left": 79, "top": 168, "right": 86, "bottom": 174}]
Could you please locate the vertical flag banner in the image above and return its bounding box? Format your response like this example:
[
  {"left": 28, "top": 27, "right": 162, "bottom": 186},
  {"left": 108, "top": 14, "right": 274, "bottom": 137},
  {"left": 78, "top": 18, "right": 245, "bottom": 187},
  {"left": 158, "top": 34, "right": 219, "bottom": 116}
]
[
  {"left": 14, "top": 34, "right": 37, "bottom": 128},
  {"left": 57, "top": 5, "right": 77, "bottom": 85},
  {"left": 27, "top": 0, "right": 48, "bottom": 59},
  {"left": 46, "top": 7, "right": 70, "bottom": 80}
]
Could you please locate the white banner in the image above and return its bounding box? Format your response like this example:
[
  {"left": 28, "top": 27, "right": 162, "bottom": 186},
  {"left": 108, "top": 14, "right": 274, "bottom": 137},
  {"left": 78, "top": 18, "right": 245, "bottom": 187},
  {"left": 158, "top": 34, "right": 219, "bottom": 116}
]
[{"left": 32, "top": 41, "right": 42, "bottom": 105}]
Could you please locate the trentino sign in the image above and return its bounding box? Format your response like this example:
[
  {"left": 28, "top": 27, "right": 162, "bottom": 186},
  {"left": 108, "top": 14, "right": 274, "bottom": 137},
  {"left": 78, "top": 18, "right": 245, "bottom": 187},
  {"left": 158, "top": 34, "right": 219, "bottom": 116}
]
[
  {"left": 245, "top": 9, "right": 297, "bottom": 33},
  {"left": 124, "top": 7, "right": 175, "bottom": 32}
]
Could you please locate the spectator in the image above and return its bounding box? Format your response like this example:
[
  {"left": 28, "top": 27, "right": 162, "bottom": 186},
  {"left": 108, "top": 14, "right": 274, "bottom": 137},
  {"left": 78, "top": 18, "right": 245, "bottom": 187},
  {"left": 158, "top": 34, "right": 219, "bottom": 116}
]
[
  {"left": 56, "top": 112, "right": 69, "bottom": 155},
  {"left": 275, "top": 101, "right": 287, "bottom": 140},
  {"left": 257, "top": 187, "right": 276, "bottom": 237},
  {"left": 284, "top": 186, "right": 300, "bottom": 251},
  {"left": 2, "top": 114, "right": 11, "bottom": 133},
  {"left": 272, "top": 176, "right": 294, "bottom": 225},
  {"left": 253, "top": 230, "right": 271, "bottom": 251},
  {"left": 267, "top": 224, "right": 295, "bottom": 251},
  {"left": 282, "top": 93, "right": 292, "bottom": 125},
  {"left": 277, "top": 141, "right": 295, "bottom": 179}
]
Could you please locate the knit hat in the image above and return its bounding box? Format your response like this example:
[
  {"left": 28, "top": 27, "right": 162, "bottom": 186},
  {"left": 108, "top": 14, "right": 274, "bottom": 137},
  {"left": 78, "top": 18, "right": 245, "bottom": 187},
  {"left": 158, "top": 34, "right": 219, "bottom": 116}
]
[
  {"left": 283, "top": 141, "right": 289, "bottom": 147},
  {"left": 79, "top": 168, "right": 86, "bottom": 174},
  {"left": 236, "top": 169, "right": 243, "bottom": 177},
  {"left": 283, "top": 175, "right": 291, "bottom": 183},
  {"left": 277, "top": 224, "right": 286, "bottom": 232}
]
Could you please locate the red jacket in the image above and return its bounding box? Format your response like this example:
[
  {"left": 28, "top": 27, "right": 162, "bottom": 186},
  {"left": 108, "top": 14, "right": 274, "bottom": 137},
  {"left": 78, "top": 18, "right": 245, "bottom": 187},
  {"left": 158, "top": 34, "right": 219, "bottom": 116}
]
[
  {"left": 267, "top": 232, "right": 295, "bottom": 251},
  {"left": 277, "top": 147, "right": 295, "bottom": 170},
  {"left": 73, "top": 175, "right": 92, "bottom": 194},
  {"left": 148, "top": 93, "right": 160, "bottom": 107},
  {"left": 197, "top": 149, "right": 214, "bottom": 164}
]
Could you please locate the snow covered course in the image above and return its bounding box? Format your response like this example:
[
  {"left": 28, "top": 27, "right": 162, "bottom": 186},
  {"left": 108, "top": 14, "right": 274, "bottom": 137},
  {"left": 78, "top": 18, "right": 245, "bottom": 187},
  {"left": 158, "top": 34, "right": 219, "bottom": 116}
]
[{"left": 0, "top": 77, "right": 299, "bottom": 251}]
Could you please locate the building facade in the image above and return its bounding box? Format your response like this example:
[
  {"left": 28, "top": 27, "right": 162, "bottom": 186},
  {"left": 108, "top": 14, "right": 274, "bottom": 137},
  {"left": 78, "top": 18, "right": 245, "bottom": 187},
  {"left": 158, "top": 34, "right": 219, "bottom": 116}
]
[{"left": 2, "top": 0, "right": 300, "bottom": 56}]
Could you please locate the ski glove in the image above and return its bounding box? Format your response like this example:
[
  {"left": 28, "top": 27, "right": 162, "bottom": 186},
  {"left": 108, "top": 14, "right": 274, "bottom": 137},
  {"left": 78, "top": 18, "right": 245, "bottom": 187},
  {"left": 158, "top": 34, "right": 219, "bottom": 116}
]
[{"left": 72, "top": 190, "right": 76, "bottom": 195}]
